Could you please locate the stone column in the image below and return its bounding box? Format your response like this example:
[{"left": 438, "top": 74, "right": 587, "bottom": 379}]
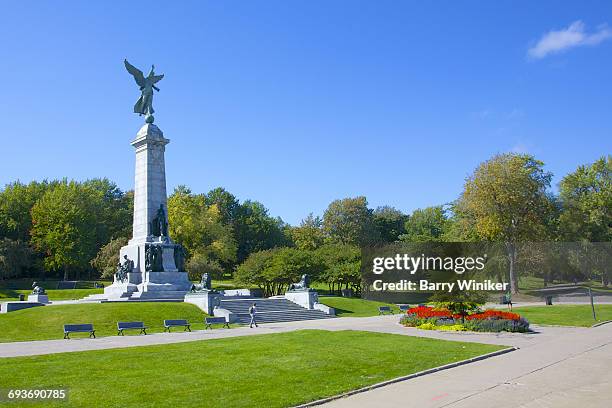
[
  {"left": 102, "top": 122, "right": 192, "bottom": 300},
  {"left": 130, "top": 123, "right": 169, "bottom": 244}
]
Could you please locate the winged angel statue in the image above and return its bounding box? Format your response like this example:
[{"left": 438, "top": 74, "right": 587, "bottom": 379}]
[{"left": 124, "top": 59, "right": 164, "bottom": 123}]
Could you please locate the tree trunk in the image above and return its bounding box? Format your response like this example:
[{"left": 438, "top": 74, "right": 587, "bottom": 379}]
[{"left": 506, "top": 242, "right": 519, "bottom": 294}]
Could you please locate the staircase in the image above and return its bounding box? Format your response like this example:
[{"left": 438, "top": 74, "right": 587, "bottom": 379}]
[{"left": 218, "top": 298, "right": 334, "bottom": 324}]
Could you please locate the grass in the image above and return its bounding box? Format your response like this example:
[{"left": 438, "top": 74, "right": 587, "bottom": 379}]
[
  {"left": 514, "top": 304, "right": 612, "bottom": 327},
  {"left": 319, "top": 296, "right": 401, "bottom": 317},
  {"left": 0, "top": 330, "right": 505, "bottom": 408},
  {"left": 0, "top": 302, "right": 221, "bottom": 342},
  {"left": 0, "top": 288, "right": 104, "bottom": 301}
]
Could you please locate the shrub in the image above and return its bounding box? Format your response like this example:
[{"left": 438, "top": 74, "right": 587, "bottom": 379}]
[
  {"left": 416, "top": 322, "right": 437, "bottom": 330},
  {"left": 464, "top": 317, "right": 530, "bottom": 333},
  {"left": 186, "top": 254, "right": 224, "bottom": 280},
  {"left": 436, "top": 324, "right": 467, "bottom": 331}
]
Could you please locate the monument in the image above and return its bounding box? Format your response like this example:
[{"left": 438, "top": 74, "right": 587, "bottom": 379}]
[
  {"left": 103, "top": 60, "right": 191, "bottom": 300},
  {"left": 28, "top": 282, "right": 49, "bottom": 304},
  {"left": 285, "top": 274, "right": 319, "bottom": 309}
]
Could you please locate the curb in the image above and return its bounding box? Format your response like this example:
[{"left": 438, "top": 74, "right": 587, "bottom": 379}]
[
  {"left": 591, "top": 320, "right": 612, "bottom": 328},
  {"left": 293, "top": 346, "right": 518, "bottom": 407}
]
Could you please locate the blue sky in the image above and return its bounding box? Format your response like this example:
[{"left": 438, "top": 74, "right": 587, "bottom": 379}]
[{"left": 0, "top": 1, "right": 610, "bottom": 225}]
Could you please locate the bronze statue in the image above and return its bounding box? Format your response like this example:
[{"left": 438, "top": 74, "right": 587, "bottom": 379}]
[
  {"left": 191, "top": 273, "right": 212, "bottom": 292},
  {"left": 31, "top": 282, "right": 46, "bottom": 295},
  {"left": 149, "top": 204, "right": 168, "bottom": 238},
  {"left": 124, "top": 59, "right": 164, "bottom": 123},
  {"left": 115, "top": 255, "right": 133, "bottom": 283},
  {"left": 288, "top": 274, "right": 310, "bottom": 291},
  {"left": 173, "top": 244, "right": 186, "bottom": 271},
  {"left": 145, "top": 244, "right": 164, "bottom": 272}
]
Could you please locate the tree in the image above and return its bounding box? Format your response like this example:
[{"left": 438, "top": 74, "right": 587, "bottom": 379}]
[
  {"left": 234, "top": 248, "right": 278, "bottom": 296},
  {"left": 0, "top": 180, "right": 54, "bottom": 241},
  {"left": 559, "top": 156, "right": 611, "bottom": 242},
  {"left": 559, "top": 156, "right": 612, "bottom": 286},
  {"left": 186, "top": 253, "right": 224, "bottom": 281},
  {"left": 83, "top": 178, "right": 133, "bottom": 245},
  {"left": 373, "top": 206, "right": 407, "bottom": 243},
  {"left": 315, "top": 243, "right": 361, "bottom": 294},
  {"left": 167, "top": 188, "right": 237, "bottom": 269},
  {"left": 323, "top": 197, "right": 379, "bottom": 246},
  {"left": 455, "top": 153, "right": 555, "bottom": 293},
  {"left": 400, "top": 206, "right": 449, "bottom": 242},
  {"left": 235, "top": 247, "right": 322, "bottom": 296},
  {"left": 0, "top": 238, "right": 35, "bottom": 279},
  {"left": 234, "top": 200, "right": 291, "bottom": 263},
  {"left": 30, "top": 181, "right": 101, "bottom": 280},
  {"left": 205, "top": 187, "right": 240, "bottom": 226},
  {"left": 90, "top": 236, "right": 129, "bottom": 279},
  {"left": 290, "top": 213, "right": 325, "bottom": 250}
]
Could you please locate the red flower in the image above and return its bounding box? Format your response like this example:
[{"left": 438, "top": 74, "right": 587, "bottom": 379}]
[
  {"left": 407, "top": 306, "right": 453, "bottom": 319},
  {"left": 465, "top": 309, "right": 521, "bottom": 321}
]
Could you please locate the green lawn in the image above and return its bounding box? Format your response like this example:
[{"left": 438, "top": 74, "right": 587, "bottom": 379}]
[
  {"left": 0, "top": 330, "right": 505, "bottom": 408},
  {"left": 514, "top": 304, "right": 612, "bottom": 327},
  {"left": 0, "top": 303, "right": 218, "bottom": 342},
  {"left": 0, "top": 288, "right": 104, "bottom": 301},
  {"left": 320, "top": 296, "right": 401, "bottom": 317}
]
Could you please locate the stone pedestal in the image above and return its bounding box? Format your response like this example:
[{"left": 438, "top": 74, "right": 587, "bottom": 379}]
[
  {"left": 285, "top": 290, "right": 319, "bottom": 309},
  {"left": 184, "top": 291, "right": 221, "bottom": 315},
  {"left": 27, "top": 294, "right": 49, "bottom": 304},
  {"left": 103, "top": 123, "right": 191, "bottom": 301}
]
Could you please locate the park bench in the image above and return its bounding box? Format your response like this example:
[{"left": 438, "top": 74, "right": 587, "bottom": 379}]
[
  {"left": 398, "top": 304, "right": 410, "bottom": 312},
  {"left": 63, "top": 323, "right": 95, "bottom": 339},
  {"left": 204, "top": 316, "right": 230, "bottom": 329},
  {"left": 378, "top": 306, "right": 392, "bottom": 315},
  {"left": 163, "top": 319, "right": 191, "bottom": 332},
  {"left": 117, "top": 321, "right": 148, "bottom": 336}
]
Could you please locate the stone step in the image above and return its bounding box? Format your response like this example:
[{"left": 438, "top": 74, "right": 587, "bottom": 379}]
[{"left": 217, "top": 296, "right": 334, "bottom": 324}]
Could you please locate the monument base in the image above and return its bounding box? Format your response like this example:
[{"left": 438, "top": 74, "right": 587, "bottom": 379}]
[
  {"left": 103, "top": 271, "right": 192, "bottom": 301},
  {"left": 285, "top": 290, "right": 319, "bottom": 309},
  {"left": 184, "top": 290, "right": 221, "bottom": 314},
  {"left": 28, "top": 294, "right": 50, "bottom": 304}
]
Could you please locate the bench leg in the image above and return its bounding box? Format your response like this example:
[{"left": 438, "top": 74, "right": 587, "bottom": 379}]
[
  {"left": 118, "top": 330, "right": 123, "bottom": 336},
  {"left": 90, "top": 331, "right": 96, "bottom": 339},
  {"left": 224, "top": 323, "right": 230, "bottom": 329},
  {"left": 185, "top": 325, "right": 191, "bottom": 332},
  {"left": 205, "top": 324, "right": 211, "bottom": 330},
  {"left": 142, "top": 328, "right": 147, "bottom": 335},
  {"left": 164, "top": 327, "right": 170, "bottom": 333},
  {"left": 64, "top": 333, "right": 69, "bottom": 339}
]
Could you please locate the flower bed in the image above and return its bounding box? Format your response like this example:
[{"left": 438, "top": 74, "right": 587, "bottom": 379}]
[{"left": 400, "top": 306, "right": 529, "bottom": 333}]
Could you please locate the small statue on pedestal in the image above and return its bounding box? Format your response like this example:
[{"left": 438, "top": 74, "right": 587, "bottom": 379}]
[
  {"left": 31, "top": 282, "right": 46, "bottom": 295},
  {"left": 288, "top": 274, "right": 310, "bottom": 291},
  {"left": 191, "top": 273, "right": 212, "bottom": 292}
]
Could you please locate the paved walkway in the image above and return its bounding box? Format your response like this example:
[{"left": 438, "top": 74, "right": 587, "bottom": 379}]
[{"left": 323, "top": 321, "right": 612, "bottom": 408}]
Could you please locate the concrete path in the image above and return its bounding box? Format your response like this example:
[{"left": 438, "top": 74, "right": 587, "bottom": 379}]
[
  {"left": 0, "top": 314, "right": 582, "bottom": 358},
  {"left": 322, "top": 321, "right": 612, "bottom": 408}
]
